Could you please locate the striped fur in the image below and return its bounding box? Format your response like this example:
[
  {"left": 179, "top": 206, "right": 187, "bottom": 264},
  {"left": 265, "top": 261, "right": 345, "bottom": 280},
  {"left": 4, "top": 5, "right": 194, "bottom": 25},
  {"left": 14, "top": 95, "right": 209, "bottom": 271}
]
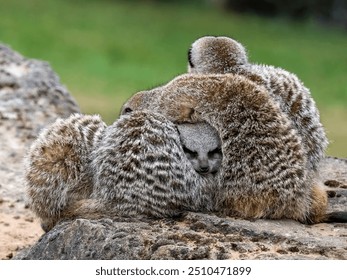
[
  {"left": 91, "top": 111, "right": 215, "bottom": 218},
  {"left": 188, "top": 36, "right": 328, "bottom": 171},
  {"left": 25, "top": 113, "right": 106, "bottom": 231}
]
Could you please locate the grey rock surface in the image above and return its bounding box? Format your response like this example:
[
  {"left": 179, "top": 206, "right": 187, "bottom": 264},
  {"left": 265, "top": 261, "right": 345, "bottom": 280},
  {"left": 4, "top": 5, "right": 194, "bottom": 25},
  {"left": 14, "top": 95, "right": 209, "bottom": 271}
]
[
  {"left": 0, "top": 44, "right": 80, "bottom": 259},
  {"left": 320, "top": 157, "right": 347, "bottom": 213},
  {"left": 16, "top": 210, "right": 347, "bottom": 260},
  {"left": 0, "top": 44, "right": 80, "bottom": 203}
]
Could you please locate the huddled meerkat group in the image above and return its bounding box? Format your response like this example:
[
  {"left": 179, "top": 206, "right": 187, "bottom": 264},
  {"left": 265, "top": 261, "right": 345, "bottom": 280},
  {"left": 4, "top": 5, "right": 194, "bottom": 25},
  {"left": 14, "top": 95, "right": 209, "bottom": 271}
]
[
  {"left": 188, "top": 36, "right": 328, "bottom": 171},
  {"left": 25, "top": 36, "right": 346, "bottom": 231}
]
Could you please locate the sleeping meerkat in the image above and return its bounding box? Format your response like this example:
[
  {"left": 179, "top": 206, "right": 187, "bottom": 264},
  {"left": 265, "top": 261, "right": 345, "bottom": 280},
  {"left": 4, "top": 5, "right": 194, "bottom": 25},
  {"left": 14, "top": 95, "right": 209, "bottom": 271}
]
[
  {"left": 188, "top": 36, "right": 328, "bottom": 172},
  {"left": 25, "top": 111, "right": 217, "bottom": 231}
]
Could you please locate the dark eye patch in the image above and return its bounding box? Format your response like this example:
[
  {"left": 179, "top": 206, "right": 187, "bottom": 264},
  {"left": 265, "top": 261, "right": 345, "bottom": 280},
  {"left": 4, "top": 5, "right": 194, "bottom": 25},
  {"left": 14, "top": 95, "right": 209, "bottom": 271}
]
[
  {"left": 208, "top": 148, "right": 222, "bottom": 157},
  {"left": 183, "top": 146, "right": 198, "bottom": 157}
]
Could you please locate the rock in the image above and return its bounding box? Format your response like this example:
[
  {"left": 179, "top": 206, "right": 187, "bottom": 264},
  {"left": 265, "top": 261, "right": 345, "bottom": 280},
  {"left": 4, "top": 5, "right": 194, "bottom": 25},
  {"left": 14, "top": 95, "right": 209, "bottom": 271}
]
[
  {"left": 0, "top": 44, "right": 80, "bottom": 203},
  {"left": 0, "top": 44, "right": 80, "bottom": 259},
  {"left": 320, "top": 157, "right": 347, "bottom": 213},
  {"left": 16, "top": 212, "right": 347, "bottom": 260}
]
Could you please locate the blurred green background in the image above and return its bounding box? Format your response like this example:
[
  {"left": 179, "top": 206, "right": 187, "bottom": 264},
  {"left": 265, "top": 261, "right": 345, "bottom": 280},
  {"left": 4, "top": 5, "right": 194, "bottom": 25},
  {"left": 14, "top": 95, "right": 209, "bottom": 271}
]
[{"left": 0, "top": 0, "right": 346, "bottom": 157}]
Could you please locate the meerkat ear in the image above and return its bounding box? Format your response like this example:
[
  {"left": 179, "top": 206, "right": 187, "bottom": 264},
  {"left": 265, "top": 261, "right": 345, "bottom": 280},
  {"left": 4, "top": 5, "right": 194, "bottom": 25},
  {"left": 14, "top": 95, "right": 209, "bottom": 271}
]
[
  {"left": 176, "top": 105, "right": 196, "bottom": 123},
  {"left": 188, "top": 47, "right": 194, "bottom": 68}
]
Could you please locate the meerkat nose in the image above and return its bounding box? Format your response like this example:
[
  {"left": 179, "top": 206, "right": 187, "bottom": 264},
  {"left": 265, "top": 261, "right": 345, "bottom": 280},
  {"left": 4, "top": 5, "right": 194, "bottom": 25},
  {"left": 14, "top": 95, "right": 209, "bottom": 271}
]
[{"left": 199, "top": 166, "right": 210, "bottom": 174}]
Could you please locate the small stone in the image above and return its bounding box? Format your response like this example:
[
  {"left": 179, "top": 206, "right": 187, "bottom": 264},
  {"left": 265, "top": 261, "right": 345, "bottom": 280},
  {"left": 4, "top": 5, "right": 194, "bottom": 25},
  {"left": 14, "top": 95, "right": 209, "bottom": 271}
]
[
  {"left": 324, "top": 180, "right": 341, "bottom": 188},
  {"left": 327, "top": 190, "right": 336, "bottom": 198},
  {"left": 276, "top": 249, "right": 288, "bottom": 254},
  {"left": 24, "top": 217, "right": 34, "bottom": 223}
]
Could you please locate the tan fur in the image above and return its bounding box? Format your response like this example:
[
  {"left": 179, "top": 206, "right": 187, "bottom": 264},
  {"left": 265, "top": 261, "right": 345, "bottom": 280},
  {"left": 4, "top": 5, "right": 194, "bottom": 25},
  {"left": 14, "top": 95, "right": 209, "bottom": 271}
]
[{"left": 308, "top": 184, "right": 329, "bottom": 224}]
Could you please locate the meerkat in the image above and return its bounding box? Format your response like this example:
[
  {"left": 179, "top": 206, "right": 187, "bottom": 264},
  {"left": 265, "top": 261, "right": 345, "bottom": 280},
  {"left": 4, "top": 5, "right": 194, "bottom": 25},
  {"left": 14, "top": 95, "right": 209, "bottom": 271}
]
[
  {"left": 90, "top": 111, "right": 216, "bottom": 218},
  {"left": 177, "top": 122, "right": 222, "bottom": 176},
  {"left": 25, "top": 113, "right": 107, "bottom": 231},
  {"left": 122, "top": 73, "right": 346, "bottom": 224},
  {"left": 188, "top": 36, "right": 328, "bottom": 171},
  {"left": 25, "top": 111, "right": 216, "bottom": 231}
]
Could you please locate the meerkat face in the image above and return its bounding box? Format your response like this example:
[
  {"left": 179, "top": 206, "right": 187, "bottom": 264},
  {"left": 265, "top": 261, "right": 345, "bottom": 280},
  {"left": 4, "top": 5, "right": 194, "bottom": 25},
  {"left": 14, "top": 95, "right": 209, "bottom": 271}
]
[
  {"left": 188, "top": 36, "right": 248, "bottom": 74},
  {"left": 177, "top": 122, "right": 222, "bottom": 176},
  {"left": 121, "top": 90, "right": 152, "bottom": 115},
  {"left": 183, "top": 145, "right": 222, "bottom": 176}
]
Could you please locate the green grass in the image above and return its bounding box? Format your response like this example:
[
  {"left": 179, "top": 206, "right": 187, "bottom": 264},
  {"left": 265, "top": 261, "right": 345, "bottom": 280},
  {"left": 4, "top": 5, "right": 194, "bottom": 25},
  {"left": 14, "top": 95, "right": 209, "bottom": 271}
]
[{"left": 0, "top": 0, "right": 346, "bottom": 156}]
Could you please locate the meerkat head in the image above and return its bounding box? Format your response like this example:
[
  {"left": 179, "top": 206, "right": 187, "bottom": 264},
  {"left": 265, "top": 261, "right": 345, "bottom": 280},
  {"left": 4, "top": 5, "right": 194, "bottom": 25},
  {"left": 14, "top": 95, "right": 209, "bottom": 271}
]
[
  {"left": 188, "top": 36, "right": 248, "bottom": 74},
  {"left": 121, "top": 90, "right": 155, "bottom": 115}
]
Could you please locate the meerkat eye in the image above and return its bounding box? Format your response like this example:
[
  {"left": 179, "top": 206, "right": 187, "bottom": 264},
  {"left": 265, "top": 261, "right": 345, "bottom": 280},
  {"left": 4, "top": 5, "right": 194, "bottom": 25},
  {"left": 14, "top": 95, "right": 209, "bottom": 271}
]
[
  {"left": 183, "top": 146, "right": 198, "bottom": 157},
  {"left": 123, "top": 107, "right": 133, "bottom": 114},
  {"left": 208, "top": 148, "right": 222, "bottom": 157},
  {"left": 188, "top": 48, "right": 194, "bottom": 68}
]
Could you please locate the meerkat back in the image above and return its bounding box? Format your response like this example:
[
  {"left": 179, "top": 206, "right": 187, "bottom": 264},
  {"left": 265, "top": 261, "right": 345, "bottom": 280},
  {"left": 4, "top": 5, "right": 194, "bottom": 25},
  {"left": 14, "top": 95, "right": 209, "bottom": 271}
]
[{"left": 188, "top": 36, "right": 328, "bottom": 171}]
